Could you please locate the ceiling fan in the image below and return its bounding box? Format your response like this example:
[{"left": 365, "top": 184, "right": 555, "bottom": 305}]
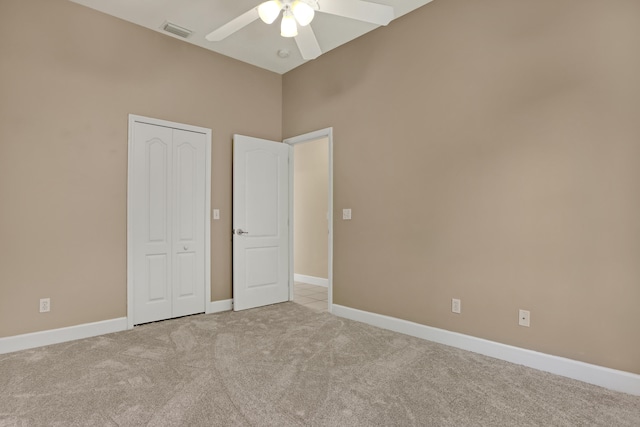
[{"left": 205, "top": 0, "right": 395, "bottom": 60}]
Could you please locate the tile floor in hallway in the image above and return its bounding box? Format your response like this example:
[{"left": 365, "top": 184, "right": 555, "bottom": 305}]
[{"left": 292, "top": 282, "right": 328, "bottom": 312}]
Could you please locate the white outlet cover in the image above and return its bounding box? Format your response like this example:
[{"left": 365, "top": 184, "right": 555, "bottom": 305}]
[
  {"left": 39, "top": 298, "right": 50, "bottom": 313},
  {"left": 343, "top": 209, "right": 352, "bottom": 220},
  {"left": 519, "top": 309, "right": 531, "bottom": 327},
  {"left": 452, "top": 298, "right": 461, "bottom": 314}
]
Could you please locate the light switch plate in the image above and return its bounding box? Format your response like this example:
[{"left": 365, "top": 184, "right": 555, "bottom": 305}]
[
  {"left": 213, "top": 209, "right": 220, "bottom": 220},
  {"left": 343, "top": 209, "right": 352, "bottom": 220}
]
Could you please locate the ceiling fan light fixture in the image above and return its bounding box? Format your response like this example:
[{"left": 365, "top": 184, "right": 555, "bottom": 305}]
[
  {"left": 281, "top": 10, "right": 298, "bottom": 37},
  {"left": 292, "top": 1, "right": 314, "bottom": 26},
  {"left": 258, "top": 1, "right": 282, "bottom": 24}
]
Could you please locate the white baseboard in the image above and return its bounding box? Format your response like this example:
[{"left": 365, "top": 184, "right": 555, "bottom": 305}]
[
  {"left": 206, "top": 299, "right": 233, "bottom": 314},
  {"left": 0, "top": 317, "right": 128, "bottom": 355},
  {"left": 332, "top": 304, "right": 640, "bottom": 396},
  {"left": 294, "top": 274, "right": 328, "bottom": 287},
  {"left": 0, "top": 300, "right": 234, "bottom": 355}
]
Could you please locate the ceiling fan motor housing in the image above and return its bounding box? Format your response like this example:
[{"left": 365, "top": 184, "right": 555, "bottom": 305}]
[
  {"left": 206, "top": 0, "right": 394, "bottom": 60},
  {"left": 258, "top": 1, "right": 318, "bottom": 26}
]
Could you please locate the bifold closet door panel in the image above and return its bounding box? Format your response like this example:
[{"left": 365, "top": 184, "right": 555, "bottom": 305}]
[
  {"left": 132, "top": 122, "right": 174, "bottom": 325},
  {"left": 171, "top": 129, "right": 207, "bottom": 318}
]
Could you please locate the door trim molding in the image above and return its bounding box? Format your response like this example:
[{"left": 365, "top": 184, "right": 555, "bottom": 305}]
[
  {"left": 127, "top": 115, "right": 212, "bottom": 329},
  {"left": 284, "top": 128, "right": 334, "bottom": 313}
]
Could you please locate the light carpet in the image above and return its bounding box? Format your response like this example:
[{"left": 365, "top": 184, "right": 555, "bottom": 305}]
[{"left": 1, "top": 302, "right": 639, "bottom": 426}]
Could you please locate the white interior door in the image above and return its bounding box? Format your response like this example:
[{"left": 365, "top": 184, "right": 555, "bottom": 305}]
[
  {"left": 233, "top": 135, "right": 290, "bottom": 311},
  {"left": 130, "top": 120, "right": 208, "bottom": 325}
]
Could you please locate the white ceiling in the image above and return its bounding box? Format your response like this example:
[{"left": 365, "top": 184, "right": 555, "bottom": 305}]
[{"left": 69, "top": 0, "right": 433, "bottom": 74}]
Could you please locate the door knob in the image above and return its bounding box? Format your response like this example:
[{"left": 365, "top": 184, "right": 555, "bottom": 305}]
[
  {"left": 235, "top": 229, "right": 249, "bottom": 235},
  {"left": 183, "top": 245, "right": 188, "bottom": 250}
]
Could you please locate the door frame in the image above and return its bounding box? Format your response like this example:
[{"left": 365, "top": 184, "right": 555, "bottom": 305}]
[
  {"left": 126, "top": 114, "right": 212, "bottom": 329},
  {"left": 284, "top": 128, "right": 334, "bottom": 313}
]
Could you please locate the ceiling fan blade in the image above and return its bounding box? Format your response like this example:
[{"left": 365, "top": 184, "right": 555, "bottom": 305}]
[
  {"left": 319, "top": 0, "right": 394, "bottom": 26},
  {"left": 205, "top": 8, "right": 260, "bottom": 41},
  {"left": 295, "top": 25, "right": 322, "bottom": 60}
]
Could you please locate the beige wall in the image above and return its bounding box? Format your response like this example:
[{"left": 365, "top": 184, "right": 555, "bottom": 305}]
[
  {"left": 294, "top": 138, "right": 329, "bottom": 279},
  {"left": 0, "top": 0, "right": 281, "bottom": 337},
  {"left": 283, "top": 0, "right": 640, "bottom": 374},
  {"left": 2, "top": 0, "right": 639, "bottom": 377}
]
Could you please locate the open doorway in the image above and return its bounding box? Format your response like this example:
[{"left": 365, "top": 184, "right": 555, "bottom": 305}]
[{"left": 285, "top": 129, "right": 333, "bottom": 313}]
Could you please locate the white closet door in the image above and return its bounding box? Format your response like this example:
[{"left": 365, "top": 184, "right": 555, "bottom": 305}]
[
  {"left": 131, "top": 122, "right": 207, "bottom": 325},
  {"left": 132, "top": 122, "right": 174, "bottom": 324},
  {"left": 171, "top": 129, "right": 206, "bottom": 317}
]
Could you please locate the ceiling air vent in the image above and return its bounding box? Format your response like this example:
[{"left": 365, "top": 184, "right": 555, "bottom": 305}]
[{"left": 162, "top": 22, "right": 193, "bottom": 39}]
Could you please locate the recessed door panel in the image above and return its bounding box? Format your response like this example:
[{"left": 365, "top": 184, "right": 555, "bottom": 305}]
[
  {"left": 176, "top": 252, "right": 196, "bottom": 298},
  {"left": 176, "top": 143, "right": 196, "bottom": 241},
  {"left": 246, "top": 150, "right": 279, "bottom": 237},
  {"left": 246, "top": 247, "right": 279, "bottom": 289},
  {"left": 148, "top": 140, "right": 168, "bottom": 243},
  {"left": 147, "top": 254, "right": 168, "bottom": 301}
]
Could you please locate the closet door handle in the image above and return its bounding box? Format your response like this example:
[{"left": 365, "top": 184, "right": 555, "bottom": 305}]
[
  {"left": 183, "top": 245, "right": 189, "bottom": 251},
  {"left": 235, "top": 229, "right": 249, "bottom": 236}
]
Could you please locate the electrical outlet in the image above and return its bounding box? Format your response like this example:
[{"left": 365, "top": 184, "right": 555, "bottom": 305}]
[
  {"left": 39, "top": 298, "right": 50, "bottom": 313},
  {"left": 342, "top": 209, "right": 352, "bottom": 220},
  {"left": 519, "top": 309, "right": 530, "bottom": 327},
  {"left": 452, "top": 298, "right": 461, "bottom": 314}
]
